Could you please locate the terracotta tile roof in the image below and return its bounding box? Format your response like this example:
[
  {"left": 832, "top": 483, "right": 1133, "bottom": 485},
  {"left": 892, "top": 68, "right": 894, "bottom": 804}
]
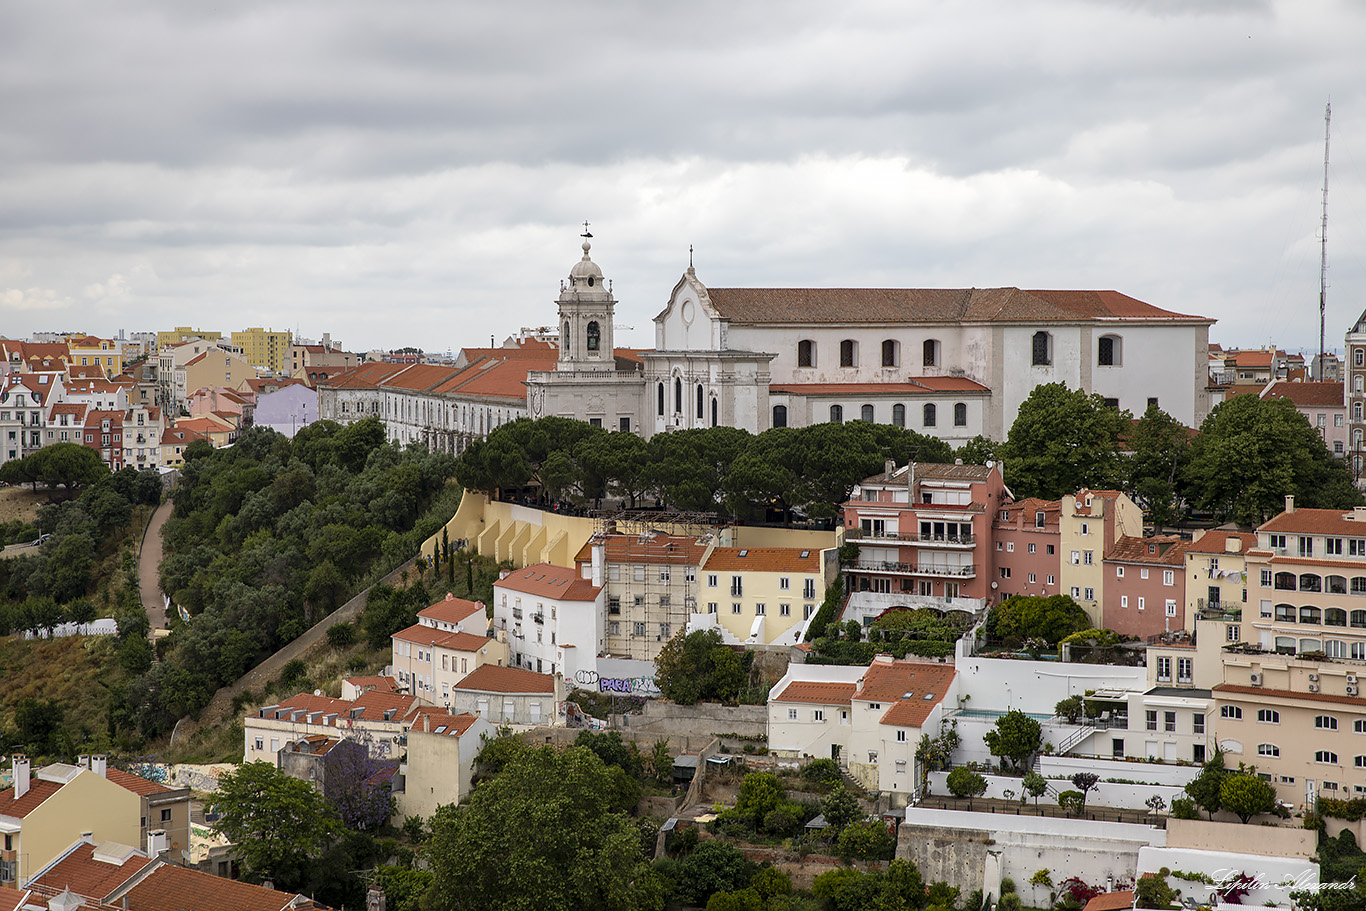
[
  {"left": 1082, "top": 891, "right": 1135, "bottom": 911},
  {"left": 409, "top": 710, "right": 481, "bottom": 737},
  {"left": 318, "top": 362, "right": 410, "bottom": 389},
  {"left": 1266, "top": 554, "right": 1366, "bottom": 570},
  {"left": 493, "top": 565, "right": 589, "bottom": 617},
  {"left": 49, "top": 403, "right": 88, "bottom": 419},
  {"left": 772, "top": 680, "right": 857, "bottom": 705},
  {"left": 703, "top": 287, "right": 1209, "bottom": 325},
  {"left": 876, "top": 664, "right": 956, "bottom": 727},
  {"left": 1261, "top": 380, "right": 1344, "bottom": 408},
  {"left": 431, "top": 354, "right": 556, "bottom": 401},
  {"left": 30, "top": 841, "right": 155, "bottom": 901},
  {"left": 105, "top": 769, "right": 175, "bottom": 797},
  {"left": 859, "top": 461, "right": 995, "bottom": 485},
  {"left": 1215, "top": 683, "right": 1366, "bottom": 709},
  {"left": 1228, "top": 350, "right": 1274, "bottom": 368},
  {"left": 1259, "top": 508, "right": 1366, "bottom": 536},
  {"left": 121, "top": 862, "right": 325, "bottom": 911},
  {"left": 392, "top": 624, "right": 493, "bottom": 652},
  {"left": 349, "top": 690, "right": 419, "bottom": 722},
  {"left": 380, "top": 363, "right": 464, "bottom": 392},
  {"left": 161, "top": 427, "right": 204, "bottom": 446},
  {"left": 0, "top": 885, "right": 39, "bottom": 911},
  {"left": 268, "top": 693, "right": 352, "bottom": 720},
  {"left": 344, "top": 675, "right": 400, "bottom": 695},
  {"left": 702, "top": 547, "right": 823, "bottom": 573},
  {"left": 770, "top": 377, "right": 990, "bottom": 395},
  {"left": 419, "top": 593, "right": 487, "bottom": 626},
  {"left": 174, "top": 416, "right": 233, "bottom": 433},
  {"left": 1104, "top": 535, "right": 1190, "bottom": 565},
  {"left": 995, "top": 497, "right": 1061, "bottom": 527},
  {"left": 0, "top": 777, "right": 63, "bottom": 818},
  {"left": 183, "top": 352, "right": 207, "bottom": 366},
  {"left": 572, "top": 534, "right": 709, "bottom": 566},
  {"left": 1184, "top": 531, "right": 1258, "bottom": 555},
  {"left": 454, "top": 664, "right": 555, "bottom": 695}
]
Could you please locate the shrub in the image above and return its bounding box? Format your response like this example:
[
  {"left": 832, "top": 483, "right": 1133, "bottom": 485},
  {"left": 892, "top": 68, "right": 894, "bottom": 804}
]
[
  {"left": 947, "top": 766, "right": 988, "bottom": 803},
  {"left": 1057, "top": 790, "right": 1085, "bottom": 816},
  {"left": 835, "top": 818, "right": 897, "bottom": 862},
  {"left": 1134, "top": 871, "right": 1180, "bottom": 909},
  {"left": 1170, "top": 796, "right": 1200, "bottom": 820},
  {"left": 801, "top": 757, "right": 843, "bottom": 790},
  {"left": 326, "top": 622, "right": 356, "bottom": 648},
  {"left": 997, "top": 893, "right": 1023, "bottom": 911},
  {"left": 280, "top": 658, "right": 307, "bottom": 686}
]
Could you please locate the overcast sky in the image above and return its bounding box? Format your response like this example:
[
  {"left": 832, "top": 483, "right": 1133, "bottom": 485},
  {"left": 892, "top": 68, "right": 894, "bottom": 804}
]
[{"left": 3, "top": 0, "right": 1366, "bottom": 356}]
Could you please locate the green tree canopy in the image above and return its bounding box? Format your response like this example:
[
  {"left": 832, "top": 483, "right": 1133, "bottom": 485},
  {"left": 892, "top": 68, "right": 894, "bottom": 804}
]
[
  {"left": 23, "top": 442, "right": 110, "bottom": 492},
  {"left": 1000, "top": 383, "right": 1131, "bottom": 500},
  {"left": 1184, "top": 394, "right": 1362, "bottom": 525},
  {"left": 1125, "top": 403, "right": 1192, "bottom": 527},
  {"left": 212, "top": 761, "right": 341, "bottom": 888},
  {"left": 1183, "top": 748, "right": 1227, "bottom": 820},
  {"left": 424, "top": 746, "right": 663, "bottom": 911},
  {"left": 985, "top": 595, "right": 1092, "bottom": 645},
  {"left": 653, "top": 629, "right": 746, "bottom": 705},
  {"left": 983, "top": 709, "right": 1042, "bottom": 771},
  {"left": 1219, "top": 772, "right": 1277, "bottom": 824}
]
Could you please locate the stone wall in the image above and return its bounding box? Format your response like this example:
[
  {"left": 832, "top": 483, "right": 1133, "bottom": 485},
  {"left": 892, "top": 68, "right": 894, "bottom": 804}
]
[
  {"left": 616, "top": 700, "right": 768, "bottom": 740},
  {"left": 897, "top": 823, "right": 993, "bottom": 896}
]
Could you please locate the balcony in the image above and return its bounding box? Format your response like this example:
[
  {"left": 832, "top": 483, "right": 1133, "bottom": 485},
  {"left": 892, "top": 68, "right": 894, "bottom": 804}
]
[
  {"left": 853, "top": 560, "right": 975, "bottom": 578},
  {"left": 1195, "top": 598, "right": 1241, "bottom": 621},
  {"left": 512, "top": 608, "right": 523, "bottom": 620},
  {"left": 845, "top": 528, "right": 975, "bottom": 547},
  {"left": 532, "top": 612, "right": 544, "bottom": 624}
]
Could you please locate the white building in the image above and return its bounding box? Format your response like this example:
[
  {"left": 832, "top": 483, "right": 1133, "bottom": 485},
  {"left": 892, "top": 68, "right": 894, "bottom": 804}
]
[
  {"left": 492, "top": 562, "right": 603, "bottom": 679},
  {"left": 527, "top": 239, "right": 1214, "bottom": 441}
]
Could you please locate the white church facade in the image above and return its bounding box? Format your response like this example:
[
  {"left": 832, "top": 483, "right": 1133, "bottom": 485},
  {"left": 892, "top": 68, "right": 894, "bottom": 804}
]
[{"left": 525, "top": 240, "right": 1214, "bottom": 441}]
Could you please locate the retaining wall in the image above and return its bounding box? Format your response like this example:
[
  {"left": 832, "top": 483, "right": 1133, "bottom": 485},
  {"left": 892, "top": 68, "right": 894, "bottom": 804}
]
[{"left": 618, "top": 701, "right": 768, "bottom": 740}]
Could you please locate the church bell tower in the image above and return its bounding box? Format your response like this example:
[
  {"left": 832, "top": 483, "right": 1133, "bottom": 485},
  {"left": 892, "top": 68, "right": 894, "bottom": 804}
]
[{"left": 556, "top": 236, "right": 615, "bottom": 372}]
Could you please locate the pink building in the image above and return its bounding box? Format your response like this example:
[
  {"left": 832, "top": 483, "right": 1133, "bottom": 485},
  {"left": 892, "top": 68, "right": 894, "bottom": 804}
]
[
  {"left": 842, "top": 460, "right": 1008, "bottom": 611},
  {"left": 992, "top": 496, "right": 1062, "bottom": 600},
  {"left": 1102, "top": 535, "right": 1191, "bottom": 638}
]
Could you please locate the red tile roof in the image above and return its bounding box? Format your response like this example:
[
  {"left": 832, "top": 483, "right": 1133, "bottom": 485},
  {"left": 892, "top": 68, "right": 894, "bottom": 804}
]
[
  {"left": 772, "top": 680, "right": 857, "bottom": 705},
  {"left": 1082, "top": 891, "right": 1135, "bottom": 911},
  {"left": 105, "top": 769, "right": 175, "bottom": 797},
  {"left": 1214, "top": 683, "right": 1366, "bottom": 709},
  {"left": 30, "top": 841, "right": 154, "bottom": 901},
  {"left": 392, "top": 624, "right": 493, "bottom": 652},
  {"left": 1184, "top": 531, "right": 1258, "bottom": 555},
  {"left": 572, "top": 534, "right": 709, "bottom": 566},
  {"left": 409, "top": 710, "right": 482, "bottom": 737},
  {"left": 317, "top": 362, "right": 410, "bottom": 389},
  {"left": 343, "top": 675, "right": 400, "bottom": 695},
  {"left": 0, "top": 777, "right": 63, "bottom": 818},
  {"left": 121, "top": 862, "right": 326, "bottom": 911},
  {"left": 703, "top": 287, "right": 1209, "bottom": 325},
  {"left": 1104, "top": 535, "right": 1190, "bottom": 565},
  {"left": 1261, "top": 380, "right": 1344, "bottom": 408},
  {"left": 877, "top": 665, "right": 956, "bottom": 728},
  {"left": 495, "top": 563, "right": 602, "bottom": 601},
  {"left": 419, "top": 593, "right": 487, "bottom": 626},
  {"left": 454, "top": 664, "right": 555, "bottom": 695},
  {"left": 702, "top": 547, "right": 823, "bottom": 573},
  {"left": 995, "top": 497, "right": 1062, "bottom": 528},
  {"left": 1259, "top": 508, "right": 1366, "bottom": 536}
]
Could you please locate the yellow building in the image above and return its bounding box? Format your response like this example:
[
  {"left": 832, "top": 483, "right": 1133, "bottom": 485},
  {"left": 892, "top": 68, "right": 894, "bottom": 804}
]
[
  {"left": 155, "top": 327, "right": 222, "bottom": 350},
  {"left": 178, "top": 348, "right": 254, "bottom": 402},
  {"left": 66, "top": 335, "right": 122, "bottom": 378},
  {"left": 0, "top": 755, "right": 140, "bottom": 886},
  {"left": 698, "top": 547, "right": 833, "bottom": 646},
  {"left": 1183, "top": 530, "right": 1255, "bottom": 630},
  {"left": 231, "top": 327, "right": 292, "bottom": 373},
  {"left": 1058, "top": 489, "right": 1143, "bottom": 627}
]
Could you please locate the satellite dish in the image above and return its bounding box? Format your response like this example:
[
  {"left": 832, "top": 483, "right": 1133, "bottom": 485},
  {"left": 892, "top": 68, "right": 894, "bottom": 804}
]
[{"left": 313, "top": 689, "right": 322, "bottom": 696}]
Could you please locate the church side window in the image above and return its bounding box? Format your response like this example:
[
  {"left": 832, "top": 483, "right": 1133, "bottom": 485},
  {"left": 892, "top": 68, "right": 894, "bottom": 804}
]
[
  {"left": 830, "top": 404, "right": 843, "bottom": 423},
  {"left": 1031, "top": 331, "right": 1052, "bottom": 366},
  {"left": 1098, "top": 334, "right": 1121, "bottom": 366},
  {"left": 954, "top": 402, "right": 967, "bottom": 426},
  {"left": 840, "top": 339, "right": 857, "bottom": 367},
  {"left": 923, "top": 403, "right": 936, "bottom": 427},
  {"left": 798, "top": 340, "right": 815, "bottom": 367},
  {"left": 696, "top": 384, "right": 704, "bottom": 418},
  {"left": 711, "top": 397, "right": 718, "bottom": 427},
  {"left": 881, "top": 339, "right": 899, "bottom": 367},
  {"left": 923, "top": 339, "right": 939, "bottom": 367},
  {"left": 773, "top": 405, "right": 787, "bottom": 428},
  {"left": 657, "top": 383, "right": 664, "bottom": 416},
  {"left": 674, "top": 377, "right": 682, "bottom": 414},
  {"left": 563, "top": 321, "right": 570, "bottom": 351},
  {"left": 892, "top": 404, "right": 905, "bottom": 427},
  {"left": 586, "top": 321, "right": 600, "bottom": 351},
  {"left": 860, "top": 404, "right": 874, "bottom": 422}
]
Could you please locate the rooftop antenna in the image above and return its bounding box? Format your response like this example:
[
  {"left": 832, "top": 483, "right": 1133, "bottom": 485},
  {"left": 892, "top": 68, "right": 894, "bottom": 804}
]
[
  {"left": 581, "top": 220, "right": 592, "bottom": 238},
  {"left": 689, "top": 244, "right": 694, "bottom": 269},
  {"left": 1319, "top": 101, "right": 1331, "bottom": 380}
]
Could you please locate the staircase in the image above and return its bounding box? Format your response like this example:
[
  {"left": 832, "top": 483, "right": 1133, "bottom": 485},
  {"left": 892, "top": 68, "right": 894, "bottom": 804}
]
[{"left": 1053, "top": 723, "right": 1093, "bottom": 756}]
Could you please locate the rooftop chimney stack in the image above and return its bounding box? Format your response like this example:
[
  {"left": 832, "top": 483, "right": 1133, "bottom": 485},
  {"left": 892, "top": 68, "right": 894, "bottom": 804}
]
[
  {"left": 1286, "top": 495, "right": 1296, "bottom": 514},
  {"left": 148, "top": 829, "right": 169, "bottom": 856},
  {"left": 77, "top": 754, "right": 90, "bottom": 771},
  {"left": 91, "top": 754, "right": 107, "bottom": 777},
  {"left": 12, "top": 755, "right": 29, "bottom": 799}
]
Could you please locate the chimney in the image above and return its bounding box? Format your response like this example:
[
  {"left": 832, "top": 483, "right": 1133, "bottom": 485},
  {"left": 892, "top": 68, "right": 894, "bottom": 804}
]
[
  {"left": 91, "top": 754, "right": 107, "bottom": 777},
  {"left": 884, "top": 458, "right": 894, "bottom": 477},
  {"left": 1285, "top": 494, "right": 1295, "bottom": 514},
  {"left": 148, "top": 829, "right": 169, "bottom": 856},
  {"left": 12, "top": 755, "right": 29, "bottom": 799},
  {"left": 77, "top": 754, "right": 91, "bottom": 771},
  {"left": 1225, "top": 536, "right": 1242, "bottom": 553},
  {"left": 1354, "top": 506, "right": 1366, "bottom": 523},
  {"left": 80, "top": 831, "right": 94, "bottom": 843}
]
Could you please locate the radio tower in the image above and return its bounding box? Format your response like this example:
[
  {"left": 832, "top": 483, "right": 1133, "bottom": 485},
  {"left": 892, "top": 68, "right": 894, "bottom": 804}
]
[{"left": 1320, "top": 102, "right": 1331, "bottom": 380}]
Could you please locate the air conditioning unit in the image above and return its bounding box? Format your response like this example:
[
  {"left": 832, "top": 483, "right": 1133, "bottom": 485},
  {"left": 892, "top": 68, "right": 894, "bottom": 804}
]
[
  {"left": 1347, "top": 685, "right": 1359, "bottom": 696},
  {"left": 1309, "top": 673, "right": 1320, "bottom": 682},
  {"left": 1249, "top": 673, "right": 1262, "bottom": 686},
  {"left": 1309, "top": 683, "right": 1320, "bottom": 693},
  {"left": 1348, "top": 674, "right": 1358, "bottom": 685}
]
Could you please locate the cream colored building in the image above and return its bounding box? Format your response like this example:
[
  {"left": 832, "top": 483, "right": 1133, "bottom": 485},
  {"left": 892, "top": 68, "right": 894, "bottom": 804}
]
[
  {"left": 393, "top": 593, "right": 507, "bottom": 705},
  {"left": 1058, "top": 489, "right": 1143, "bottom": 626},
  {"left": 155, "top": 327, "right": 222, "bottom": 350},
  {"left": 694, "top": 546, "right": 833, "bottom": 647},
  {"left": 179, "top": 349, "right": 253, "bottom": 404},
  {"left": 231, "top": 327, "right": 292, "bottom": 374},
  {"left": 0, "top": 755, "right": 140, "bottom": 887},
  {"left": 395, "top": 711, "right": 492, "bottom": 820}
]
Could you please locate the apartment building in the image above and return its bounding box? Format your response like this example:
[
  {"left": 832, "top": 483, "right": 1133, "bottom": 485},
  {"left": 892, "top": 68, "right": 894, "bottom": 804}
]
[
  {"left": 1183, "top": 530, "right": 1255, "bottom": 629},
  {"left": 159, "top": 426, "right": 205, "bottom": 468},
  {"left": 66, "top": 335, "right": 122, "bottom": 378},
  {"left": 446, "top": 664, "right": 560, "bottom": 727},
  {"left": 696, "top": 546, "right": 832, "bottom": 646},
  {"left": 1101, "top": 536, "right": 1191, "bottom": 639},
  {"left": 1345, "top": 311, "right": 1366, "bottom": 481},
  {"left": 0, "top": 373, "right": 61, "bottom": 465},
  {"left": 842, "top": 460, "right": 1008, "bottom": 611},
  {"left": 396, "top": 711, "right": 492, "bottom": 820},
  {"left": 1058, "top": 489, "right": 1144, "bottom": 627},
  {"left": 992, "top": 496, "right": 1062, "bottom": 600},
  {"left": 155, "top": 327, "right": 222, "bottom": 350},
  {"left": 245, "top": 690, "right": 420, "bottom": 763},
  {"left": 492, "top": 562, "right": 602, "bottom": 678},
  {"left": 231, "top": 327, "right": 292, "bottom": 373},
  {"left": 391, "top": 592, "right": 502, "bottom": 702}
]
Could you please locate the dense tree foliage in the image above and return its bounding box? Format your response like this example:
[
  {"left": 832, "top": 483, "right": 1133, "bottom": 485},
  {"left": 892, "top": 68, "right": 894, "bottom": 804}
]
[
  {"left": 455, "top": 417, "right": 953, "bottom": 519},
  {"left": 1125, "top": 403, "right": 1192, "bottom": 527},
  {"left": 984, "top": 595, "right": 1092, "bottom": 646},
  {"left": 1182, "top": 748, "right": 1227, "bottom": 820},
  {"left": 424, "top": 745, "right": 664, "bottom": 911},
  {"left": 1219, "top": 771, "right": 1277, "bottom": 823},
  {"left": 0, "top": 442, "right": 109, "bottom": 492},
  {"left": 983, "top": 710, "right": 1042, "bottom": 771},
  {"left": 654, "top": 629, "right": 748, "bottom": 705},
  {"left": 111, "top": 419, "right": 458, "bottom": 738},
  {"left": 999, "top": 383, "right": 1130, "bottom": 501},
  {"left": 213, "top": 761, "right": 341, "bottom": 887},
  {"left": 1184, "top": 394, "right": 1361, "bottom": 524}
]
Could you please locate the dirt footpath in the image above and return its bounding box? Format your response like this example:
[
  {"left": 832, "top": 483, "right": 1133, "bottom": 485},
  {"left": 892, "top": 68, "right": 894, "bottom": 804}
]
[{"left": 139, "top": 500, "right": 174, "bottom": 630}]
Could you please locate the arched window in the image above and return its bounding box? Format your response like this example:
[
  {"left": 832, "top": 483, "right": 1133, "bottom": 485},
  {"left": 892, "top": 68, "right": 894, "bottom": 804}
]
[
  {"left": 674, "top": 377, "right": 682, "bottom": 414},
  {"left": 1357, "top": 348, "right": 1365, "bottom": 367},
  {"left": 711, "top": 397, "right": 718, "bottom": 427},
  {"left": 563, "top": 321, "right": 570, "bottom": 351},
  {"left": 954, "top": 403, "right": 967, "bottom": 426},
  {"left": 1031, "top": 331, "right": 1052, "bottom": 366},
  {"left": 861, "top": 404, "right": 874, "bottom": 422},
  {"left": 657, "top": 383, "right": 665, "bottom": 417},
  {"left": 892, "top": 404, "right": 905, "bottom": 427},
  {"left": 1273, "top": 572, "right": 1296, "bottom": 591},
  {"left": 923, "top": 339, "right": 939, "bottom": 367},
  {"left": 923, "top": 404, "right": 936, "bottom": 427},
  {"left": 1355, "top": 375, "right": 1364, "bottom": 393},
  {"left": 1300, "top": 573, "right": 1323, "bottom": 592},
  {"left": 772, "top": 405, "right": 788, "bottom": 428},
  {"left": 1328, "top": 575, "right": 1348, "bottom": 593},
  {"left": 696, "top": 384, "right": 704, "bottom": 418},
  {"left": 1355, "top": 402, "right": 1363, "bottom": 421},
  {"left": 882, "top": 339, "right": 899, "bottom": 367},
  {"left": 1351, "top": 609, "right": 1366, "bottom": 628},
  {"left": 797, "top": 340, "right": 815, "bottom": 367},
  {"left": 586, "top": 321, "right": 600, "bottom": 351},
  {"left": 830, "top": 404, "right": 843, "bottom": 423},
  {"left": 1325, "top": 608, "right": 1348, "bottom": 627},
  {"left": 840, "top": 339, "right": 857, "bottom": 367},
  {"left": 1300, "top": 606, "right": 1322, "bottom": 624},
  {"left": 1097, "top": 334, "right": 1122, "bottom": 366}
]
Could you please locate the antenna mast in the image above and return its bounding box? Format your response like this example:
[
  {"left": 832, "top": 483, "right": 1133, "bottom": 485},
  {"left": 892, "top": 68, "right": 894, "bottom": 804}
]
[{"left": 1320, "top": 102, "right": 1331, "bottom": 380}]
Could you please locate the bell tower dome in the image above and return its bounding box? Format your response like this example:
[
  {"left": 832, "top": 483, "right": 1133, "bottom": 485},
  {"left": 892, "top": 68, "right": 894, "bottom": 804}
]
[{"left": 556, "top": 235, "right": 615, "bottom": 372}]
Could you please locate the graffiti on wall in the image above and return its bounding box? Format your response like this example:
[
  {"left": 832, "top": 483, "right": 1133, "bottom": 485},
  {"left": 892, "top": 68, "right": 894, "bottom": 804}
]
[{"left": 574, "top": 669, "right": 661, "bottom": 696}]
